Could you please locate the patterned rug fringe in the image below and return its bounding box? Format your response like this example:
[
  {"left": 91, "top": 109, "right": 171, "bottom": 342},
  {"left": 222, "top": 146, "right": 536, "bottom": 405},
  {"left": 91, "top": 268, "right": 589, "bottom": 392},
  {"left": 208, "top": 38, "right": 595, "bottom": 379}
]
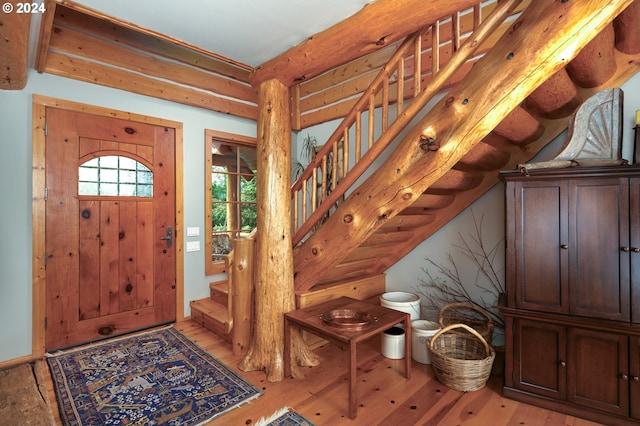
[
  {"left": 254, "top": 406, "right": 316, "bottom": 426},
  {"left": 255, "top": 407, "right": 293, "bottom": 426}
]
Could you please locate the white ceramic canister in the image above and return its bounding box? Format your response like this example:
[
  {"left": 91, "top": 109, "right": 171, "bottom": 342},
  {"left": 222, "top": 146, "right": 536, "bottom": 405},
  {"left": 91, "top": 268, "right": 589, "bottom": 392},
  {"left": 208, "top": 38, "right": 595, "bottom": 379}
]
[
  {"left": 380, "top": 292, "right": 421, "bottom": 321},
  {"left": 411, "top": 320, "right": 440, "bottom": 364},
  {"left": 381, "top": 326, "right": 405, "bottom": 359}
]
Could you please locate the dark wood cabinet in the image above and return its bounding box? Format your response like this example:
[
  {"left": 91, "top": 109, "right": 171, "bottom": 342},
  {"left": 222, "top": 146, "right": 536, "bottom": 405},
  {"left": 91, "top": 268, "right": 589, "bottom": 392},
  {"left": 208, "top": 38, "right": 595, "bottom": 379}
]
[
  {"left": 508, "top": 175, "right": 631, "bottom": 320},
  {"left": 501, "top": 166, "right": 640, "bottom": 425}
]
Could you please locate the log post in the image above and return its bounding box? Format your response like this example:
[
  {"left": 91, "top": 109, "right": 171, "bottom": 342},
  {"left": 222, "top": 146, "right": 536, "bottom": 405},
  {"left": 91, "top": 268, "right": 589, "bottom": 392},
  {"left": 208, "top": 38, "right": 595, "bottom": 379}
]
[
  {"left": 238, "top": 78, "right": 319, "bottom": 381},
  {"left": 232, "top": 237, "right": 254, "bottom": 356}
]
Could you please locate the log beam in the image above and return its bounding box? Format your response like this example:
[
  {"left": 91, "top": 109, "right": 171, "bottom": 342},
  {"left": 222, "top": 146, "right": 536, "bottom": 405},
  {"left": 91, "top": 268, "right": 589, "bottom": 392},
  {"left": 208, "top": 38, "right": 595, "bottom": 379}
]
[
  {"left": 250, "top": 0, "right": 480, "bottom": 87},
  {"left": 293, "top": 0, "right": 633, "bottom": 291},
  {"left": 0, "top": 1, "right": 31, "bottom": 90}
]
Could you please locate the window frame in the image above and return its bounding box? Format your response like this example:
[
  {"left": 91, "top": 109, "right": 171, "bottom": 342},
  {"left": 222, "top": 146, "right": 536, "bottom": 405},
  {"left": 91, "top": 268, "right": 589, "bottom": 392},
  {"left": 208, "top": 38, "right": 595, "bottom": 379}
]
[
  {"left": 78, "top": 154, "right": 154, "bottom": 197},
  {"left": 205, "top": 129, "right": 257, "bottom": 276}
]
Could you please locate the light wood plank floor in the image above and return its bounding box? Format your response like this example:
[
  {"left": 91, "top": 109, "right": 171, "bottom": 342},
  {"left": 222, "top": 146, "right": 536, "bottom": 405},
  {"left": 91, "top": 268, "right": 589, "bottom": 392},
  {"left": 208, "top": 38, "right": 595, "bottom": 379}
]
[{"left": 44, "top": 320, "right": 602, "bottom": 425}]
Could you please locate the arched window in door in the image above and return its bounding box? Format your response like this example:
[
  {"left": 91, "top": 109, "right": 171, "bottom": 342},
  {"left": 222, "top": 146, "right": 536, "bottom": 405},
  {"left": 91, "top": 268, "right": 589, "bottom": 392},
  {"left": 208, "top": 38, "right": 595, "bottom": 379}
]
[{"left": 78, "top": 155, "right": 153, "bottom": 197}]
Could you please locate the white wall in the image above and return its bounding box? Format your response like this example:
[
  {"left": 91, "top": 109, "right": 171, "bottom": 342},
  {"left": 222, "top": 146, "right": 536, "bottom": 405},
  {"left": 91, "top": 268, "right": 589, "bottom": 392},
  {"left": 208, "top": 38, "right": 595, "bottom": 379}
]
[{"left": 0, "top": 71, "right": 255, "bottom": 362}]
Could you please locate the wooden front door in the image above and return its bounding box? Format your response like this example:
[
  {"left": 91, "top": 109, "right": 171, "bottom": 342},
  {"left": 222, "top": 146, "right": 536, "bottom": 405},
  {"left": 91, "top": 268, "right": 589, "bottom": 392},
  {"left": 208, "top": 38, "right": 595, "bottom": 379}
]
[{"left": 45, "top": 108, "right": 176, "bottom": 350}]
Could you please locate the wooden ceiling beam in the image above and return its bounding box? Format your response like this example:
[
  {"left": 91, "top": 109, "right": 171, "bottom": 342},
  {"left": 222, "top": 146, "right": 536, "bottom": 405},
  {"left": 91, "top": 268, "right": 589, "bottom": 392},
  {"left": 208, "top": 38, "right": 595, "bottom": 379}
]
[
  {"left": 250, "top": 0, "right": 481, "bottom": 87},
  {"left": 0, "top": 2, "right": 31, "bottom": 90},
  {"left": 50, "top": 1, "right": 253, "bottom": 82}
]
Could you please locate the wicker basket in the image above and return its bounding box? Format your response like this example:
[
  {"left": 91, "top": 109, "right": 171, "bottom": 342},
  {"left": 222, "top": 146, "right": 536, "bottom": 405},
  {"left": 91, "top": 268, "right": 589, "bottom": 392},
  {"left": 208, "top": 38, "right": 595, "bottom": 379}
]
[
  {"left": 427, "top": 323, "right": 495, "bottom": 392},
  {"left": 438, "top": 302, "right": 494, "bottom": 343}
]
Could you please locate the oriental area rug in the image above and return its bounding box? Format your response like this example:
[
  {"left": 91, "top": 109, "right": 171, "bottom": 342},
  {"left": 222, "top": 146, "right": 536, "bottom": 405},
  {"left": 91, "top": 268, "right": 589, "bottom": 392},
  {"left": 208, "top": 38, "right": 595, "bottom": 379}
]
[{"left": 46, "top": 326, "right": 261, "bottom": 425}]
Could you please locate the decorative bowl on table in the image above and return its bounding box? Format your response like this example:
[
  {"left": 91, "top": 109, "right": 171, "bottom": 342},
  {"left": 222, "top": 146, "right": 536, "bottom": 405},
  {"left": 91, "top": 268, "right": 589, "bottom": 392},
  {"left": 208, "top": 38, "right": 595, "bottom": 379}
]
[{"left": 320, "top": 309, "right": 377, "bottom": 330}]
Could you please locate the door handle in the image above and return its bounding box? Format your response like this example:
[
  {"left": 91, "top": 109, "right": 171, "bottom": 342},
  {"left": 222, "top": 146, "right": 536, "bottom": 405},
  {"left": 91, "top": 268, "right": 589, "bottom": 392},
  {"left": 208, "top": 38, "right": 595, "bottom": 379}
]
[{"left": 160, "top": 226, "right": 173, "bottom": 247}]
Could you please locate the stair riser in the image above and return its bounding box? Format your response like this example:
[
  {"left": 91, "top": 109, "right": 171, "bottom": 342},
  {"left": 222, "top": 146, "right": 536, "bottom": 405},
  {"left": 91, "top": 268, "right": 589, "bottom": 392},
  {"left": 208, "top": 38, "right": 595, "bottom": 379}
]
[{"left": 210, "top": 288, "right": 229, "bottom": 306}]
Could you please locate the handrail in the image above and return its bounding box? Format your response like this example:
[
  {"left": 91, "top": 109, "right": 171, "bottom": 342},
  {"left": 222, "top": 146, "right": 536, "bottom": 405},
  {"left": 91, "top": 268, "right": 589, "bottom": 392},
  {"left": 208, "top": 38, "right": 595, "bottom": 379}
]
[{"left": 291, "top": 0, "right": 524, "bottom": 247}]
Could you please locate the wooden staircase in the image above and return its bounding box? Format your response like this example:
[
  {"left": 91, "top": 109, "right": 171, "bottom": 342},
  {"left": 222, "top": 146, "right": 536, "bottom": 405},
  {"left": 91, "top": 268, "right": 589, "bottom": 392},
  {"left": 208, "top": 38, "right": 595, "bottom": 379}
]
[
  {"left": 190, "top": 281, "right": 231, "bottom": 342},
  {"left": 292, "top": 0, "right": 640, "bottom": 291},
  {"left": 192, "top": 0, "right": 640, "bottom": 341}
]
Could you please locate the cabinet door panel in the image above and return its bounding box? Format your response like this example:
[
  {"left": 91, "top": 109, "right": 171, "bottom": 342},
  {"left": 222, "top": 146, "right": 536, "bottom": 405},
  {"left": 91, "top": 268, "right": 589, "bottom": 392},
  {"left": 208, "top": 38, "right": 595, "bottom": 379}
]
[
  {"left": 569, "top": 178, "right": 630, "bottom": 321},
  {"left": 630, "top": 178, "right": 640, "bottom": 324},
  {"left": 567, "top": 327, "right": 628, "bottom": 416},
  {"left": 513, "top": 319, "right": 566, "bottom": 399},
  {"left": 514, "top": 181, "right": 568, "bottom": 312},
  {"left": 631, "top": 336, "right": 640, "bottom": 420}
]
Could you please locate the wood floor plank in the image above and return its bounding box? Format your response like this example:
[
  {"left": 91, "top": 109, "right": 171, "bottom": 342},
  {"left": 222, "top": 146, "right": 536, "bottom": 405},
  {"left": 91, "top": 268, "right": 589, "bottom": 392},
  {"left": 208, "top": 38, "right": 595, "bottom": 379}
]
[{"left": 41, "top": 320, "right": 605, "bottom": 425}]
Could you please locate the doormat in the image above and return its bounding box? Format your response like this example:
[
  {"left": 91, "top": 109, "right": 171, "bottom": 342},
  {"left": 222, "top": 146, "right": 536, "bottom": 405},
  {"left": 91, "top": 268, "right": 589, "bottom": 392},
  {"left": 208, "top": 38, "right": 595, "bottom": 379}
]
[
  {"left": 46, "top": 326, "right": 261, "bottom": 425},
  {"left": 0, "top": 361, "right": 56, "bottom": 425},
  {"left": 255, "top": 407, "right": 316, "bottom": 426}
]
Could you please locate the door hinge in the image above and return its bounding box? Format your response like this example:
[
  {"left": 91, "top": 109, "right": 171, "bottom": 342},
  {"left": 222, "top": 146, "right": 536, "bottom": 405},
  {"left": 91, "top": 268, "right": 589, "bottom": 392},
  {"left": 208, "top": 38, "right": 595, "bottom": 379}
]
[
  {"left": 44, "top": 122, "right": 48, "bottom": 137},
  {"left": 44, "top": 187, "right": 48, "bottom": 201}
]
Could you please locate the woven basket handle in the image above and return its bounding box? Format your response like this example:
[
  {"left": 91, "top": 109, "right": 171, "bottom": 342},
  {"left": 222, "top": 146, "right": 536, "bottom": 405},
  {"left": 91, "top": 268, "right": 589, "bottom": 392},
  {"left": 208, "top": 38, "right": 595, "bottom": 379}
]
[
  {"left": 438, "top": 302, "right": 493, "bottom": 325},
  {"left": 429, "top": 323, "right": 491, "bottom": 355}
]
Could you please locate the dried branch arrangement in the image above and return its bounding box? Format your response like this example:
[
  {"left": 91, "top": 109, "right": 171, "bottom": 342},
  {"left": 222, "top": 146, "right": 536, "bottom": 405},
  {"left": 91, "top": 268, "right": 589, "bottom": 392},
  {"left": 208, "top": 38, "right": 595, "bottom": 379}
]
[{"left": 414, "top": 210, "right": 505, "bottom": 331}]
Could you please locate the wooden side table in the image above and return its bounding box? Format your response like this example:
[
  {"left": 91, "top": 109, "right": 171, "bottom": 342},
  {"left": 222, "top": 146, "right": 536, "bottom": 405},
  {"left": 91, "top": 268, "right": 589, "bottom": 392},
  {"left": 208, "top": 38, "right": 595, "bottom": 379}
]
[{"left": 284, "top": 296, "right": 411, "bottom": 419}]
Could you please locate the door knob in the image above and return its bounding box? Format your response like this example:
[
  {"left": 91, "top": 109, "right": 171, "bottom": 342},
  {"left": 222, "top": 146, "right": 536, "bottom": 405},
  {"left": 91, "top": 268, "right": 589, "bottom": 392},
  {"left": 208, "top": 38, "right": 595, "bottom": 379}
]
[{"left": 160, "top": 226, "right": 173, "bottom": 247}]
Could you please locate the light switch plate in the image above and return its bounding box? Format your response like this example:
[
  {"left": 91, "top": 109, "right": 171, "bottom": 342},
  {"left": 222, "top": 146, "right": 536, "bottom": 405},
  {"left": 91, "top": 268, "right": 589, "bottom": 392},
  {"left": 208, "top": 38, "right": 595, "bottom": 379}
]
[
  {"left": 186, "top": 227, "right": 200, "bottom": 237},
  {"left": 186, "top": 241, "right": 200, "bottom": 252}
]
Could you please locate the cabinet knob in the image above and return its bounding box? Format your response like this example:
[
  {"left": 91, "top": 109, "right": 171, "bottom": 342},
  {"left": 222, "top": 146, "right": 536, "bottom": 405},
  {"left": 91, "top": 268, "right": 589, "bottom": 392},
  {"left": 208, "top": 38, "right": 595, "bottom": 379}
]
[
  {"left": 621, "top": 373, "right": 629, "bottom": 381},
  {"left": 622, "top": 246, "right": 631, "bottom": 252},
  {"left": 633, "top": 375, "right": 640, "bottom": 382},
  {"left": 633, "top": 248, "right": 640, "bottom": 253},
  {"left": 560, "top": 244, "right": 569, "bottom": 250},
  {"left": 559, "top": 361, "right": 566, "bottom": 367}
]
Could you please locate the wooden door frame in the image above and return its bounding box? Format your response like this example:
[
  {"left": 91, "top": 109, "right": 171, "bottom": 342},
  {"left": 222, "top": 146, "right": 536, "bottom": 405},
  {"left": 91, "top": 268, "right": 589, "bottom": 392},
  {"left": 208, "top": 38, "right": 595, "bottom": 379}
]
[{"left": 31, "top": 95, "right": 185, "bottom": 358}]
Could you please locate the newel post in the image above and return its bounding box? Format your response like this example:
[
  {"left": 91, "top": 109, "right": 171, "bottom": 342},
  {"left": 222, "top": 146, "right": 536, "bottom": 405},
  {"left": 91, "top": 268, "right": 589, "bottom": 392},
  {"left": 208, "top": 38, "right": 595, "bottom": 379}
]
[{"left": 232, "top": 236, "right": 254, "bottom": 356}]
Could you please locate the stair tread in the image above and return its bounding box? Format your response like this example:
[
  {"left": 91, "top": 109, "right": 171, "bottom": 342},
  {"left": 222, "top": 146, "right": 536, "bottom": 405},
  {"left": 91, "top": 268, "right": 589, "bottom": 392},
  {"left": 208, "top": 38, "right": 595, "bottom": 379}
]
[
  {"left": 190, "top": 298, "right": 228, "bottom": 321},
  {"left": 209, "top": 280, "right": 229, "bottom": 293}
]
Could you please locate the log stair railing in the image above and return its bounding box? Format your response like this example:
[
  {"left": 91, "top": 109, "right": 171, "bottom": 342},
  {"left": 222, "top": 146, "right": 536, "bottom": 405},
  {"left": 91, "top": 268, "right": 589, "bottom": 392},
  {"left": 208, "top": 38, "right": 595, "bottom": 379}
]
[
  {"left": 292, "top": 0, "right": 640, "bottom": 292},
  {"left": 291, "top": 0, "right": 526, "bottom": 247}
]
